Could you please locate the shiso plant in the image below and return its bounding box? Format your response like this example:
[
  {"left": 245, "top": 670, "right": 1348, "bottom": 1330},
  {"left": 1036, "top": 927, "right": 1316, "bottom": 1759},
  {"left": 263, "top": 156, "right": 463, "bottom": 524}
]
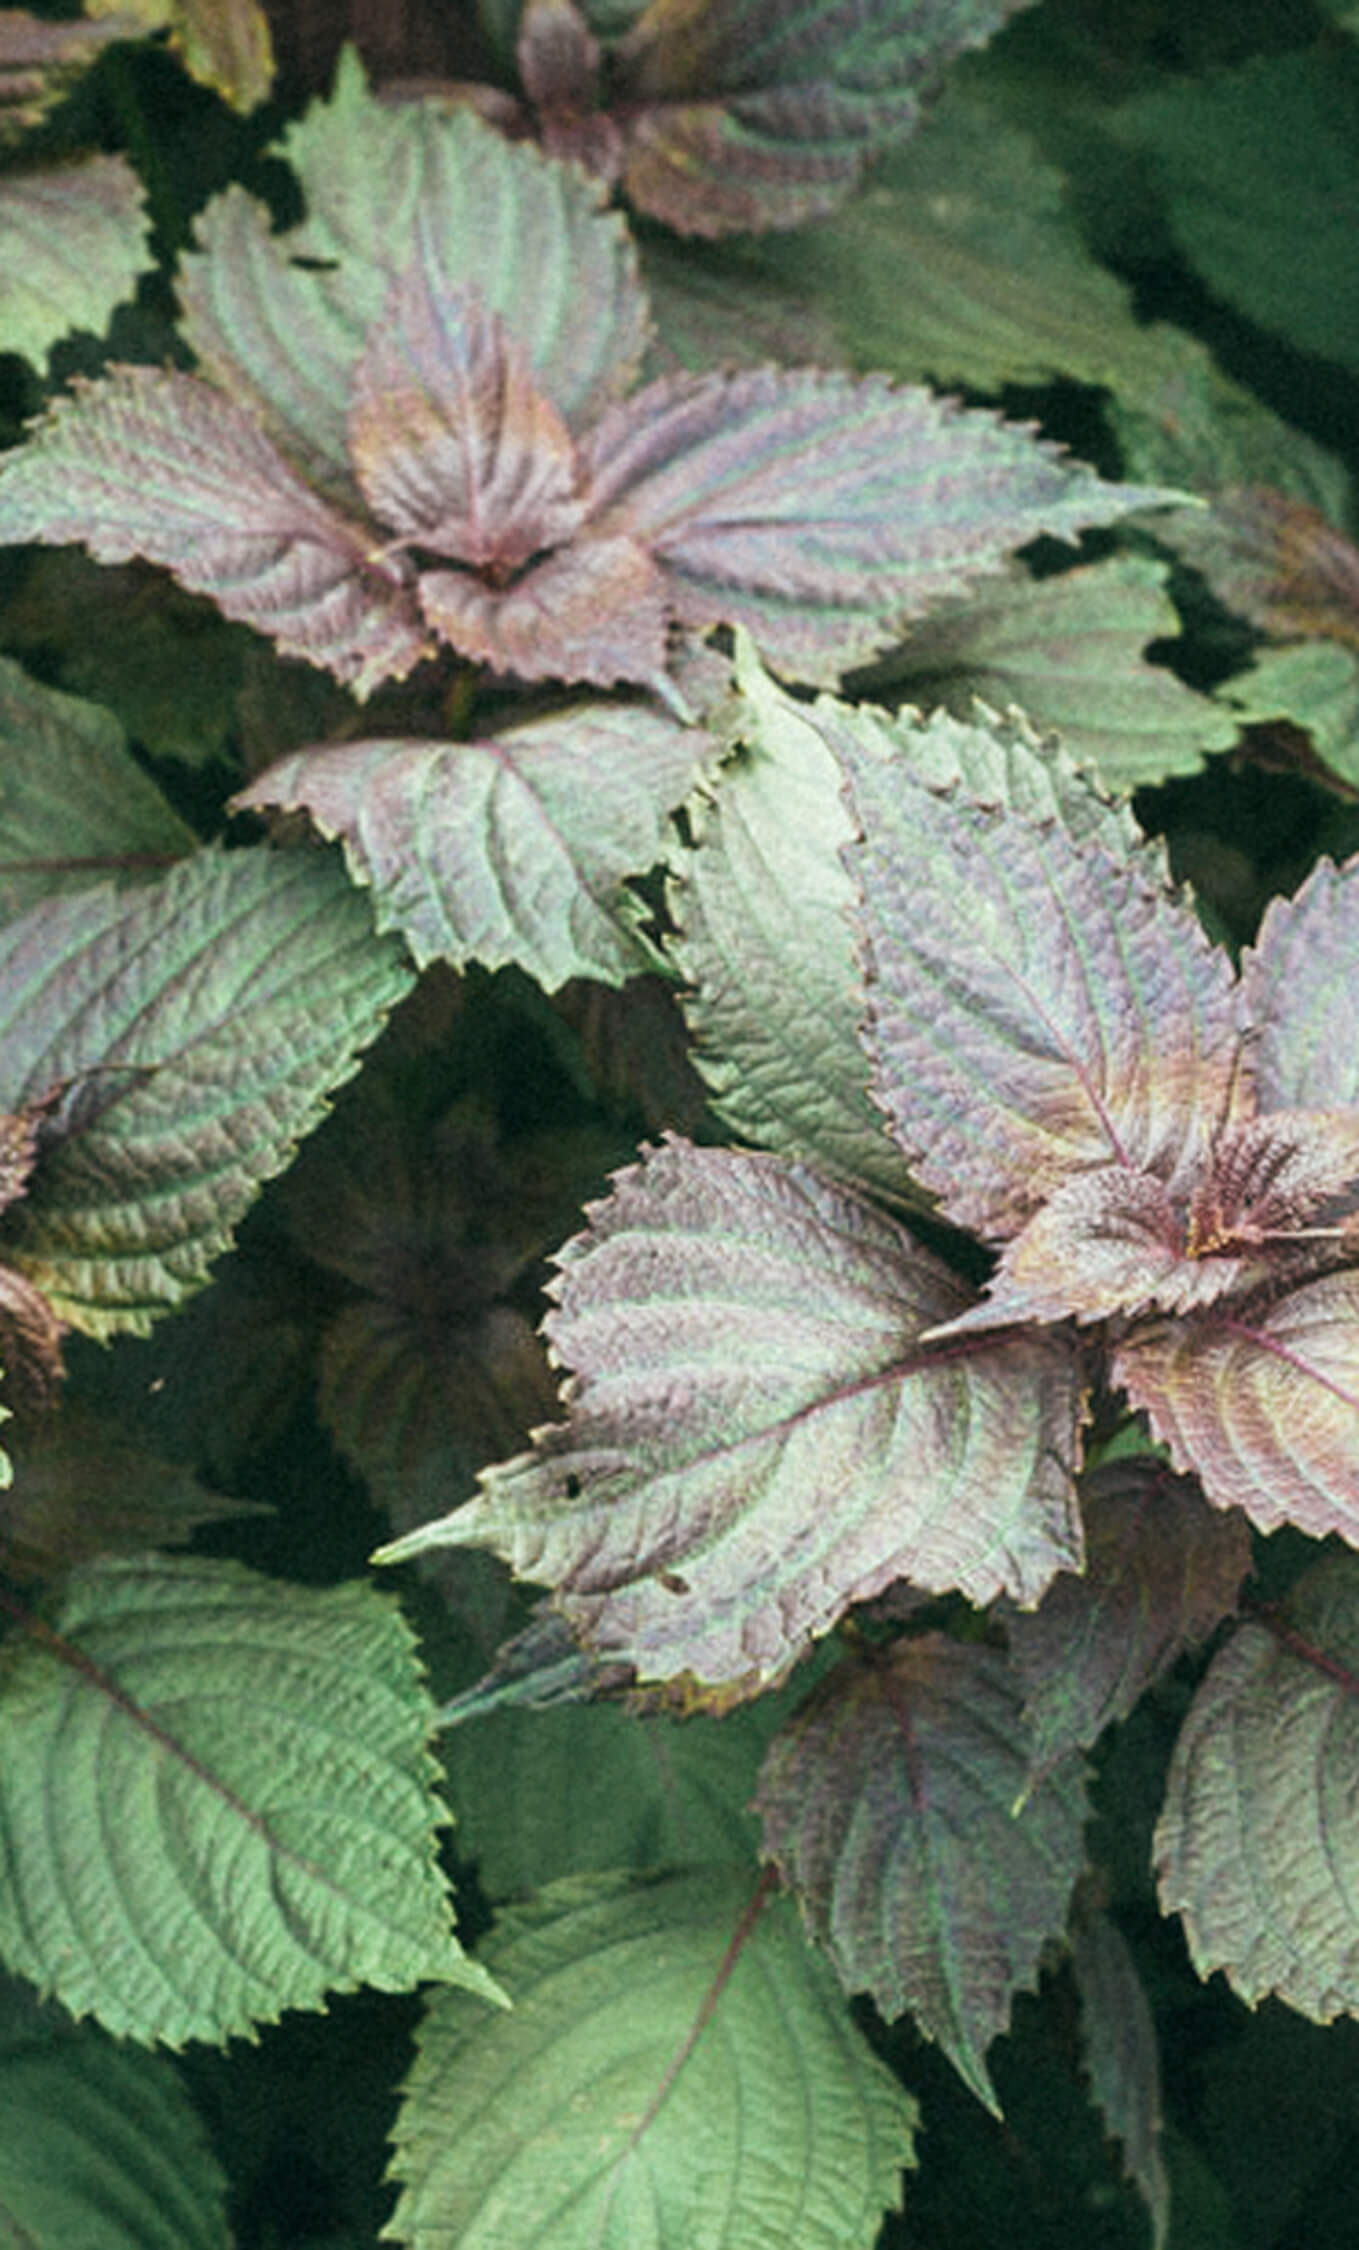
[{"left": 2, "top": 3, "right": 1359, "bottom": 2246}]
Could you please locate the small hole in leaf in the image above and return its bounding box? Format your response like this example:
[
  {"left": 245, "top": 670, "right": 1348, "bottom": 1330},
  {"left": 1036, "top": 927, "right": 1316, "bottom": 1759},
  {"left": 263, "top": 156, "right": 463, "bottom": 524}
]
[{"left": 564, "top": 1473, "right": 581, "bottom": 1499}]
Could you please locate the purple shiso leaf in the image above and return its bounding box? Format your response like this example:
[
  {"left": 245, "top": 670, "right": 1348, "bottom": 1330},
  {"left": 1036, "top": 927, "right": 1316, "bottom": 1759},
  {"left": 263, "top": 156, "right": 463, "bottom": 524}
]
[
  {"left": 1154, "top": 1550, "right": 1359, "bottom": 2023},
  {"left": 174, "top": 54, "right": 649, "bottom": 498},
  {"left": 377, "top": 1138, "right": 1086, "bottom": 1692},
  {"left": 615, "top": 86, "right": 916, "bottom": 237},
  {"left": 0, "top": 846, "right": 414, "bottom": 1336},
  {"left": 584, "top": 366, "right": 1180, "bottom": 683},
  {"left": 0, "top": 56, "right": 1184, "bottom": 703},
  {"left": 277, "top": 49, "right": 650, "bottom": 434},
  {"left": 1114, "top": 1267, "right": 1359, "bottom": 1542},
  {"left": 926, "top": 1107, "right": 1359, "bottom": 1337},
  {"left": 0, "top": 154, "right": 151, "bottom": 373},
  {"left": 924, "top": 1167, "right": 1253, "bottom": 1338},
  {"left": 0, "top": 366, "right": 431, "bottom": 696},
  {"left": 837, "top": 739, "right": 1243, "bottom": 1241},
  {"left": 176, "top": 182, "right": 372, "bottom": 510},
  {"left": 608, "top": 0, "right": 1038, "bottom": 235},
  {"left": 234, "top": 698, "right": 709, "bottom": 988},
  {"left": 348, "top": 261, "right": 588, "bottom": 573},
  {"left": 1242, "top": 856, "right": 1359, "bottom": 1113},
  {"left": 416, "top": 533, "right": 673, "bottom": 694},
  {"left": 1187, "top": 1108, "right": 1359, "bottom": 1252},
  {"left": 754, "top": 1633, "right": 1088, "bottom": 2112},
  {"left": 1006, "top": 1456, "right": 1251, "bottom": 1787}
]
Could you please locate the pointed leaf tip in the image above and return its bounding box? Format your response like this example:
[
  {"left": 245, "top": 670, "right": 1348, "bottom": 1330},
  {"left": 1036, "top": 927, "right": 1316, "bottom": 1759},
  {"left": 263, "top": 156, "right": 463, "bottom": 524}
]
[
  {"left": 836, "top": 726, "right": 1241, "bottom": 1237},
  {"left": 348, "top": 262, "right": 587, "bottom": 571},
  {"left": 236, "top": 700, "right": 707, "bottom": 989},
  {"left": 382, "top": 1139, "right": 1085, "bottom": 1686},
  {"left": 587, "top": 367, "right": 1183, "bottom": 685},
  {"left": 0, "top": 1556, "right": 502, "bottom": 2044},
  {"left": 756, "top": 1637, "right": 1089, "bottom": 2113}
]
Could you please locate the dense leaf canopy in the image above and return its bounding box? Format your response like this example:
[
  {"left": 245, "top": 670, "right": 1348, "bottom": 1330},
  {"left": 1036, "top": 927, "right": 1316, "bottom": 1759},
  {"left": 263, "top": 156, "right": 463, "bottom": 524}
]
[{"left": 3, "top": 8, "right": 1359, "bottom": 2245}]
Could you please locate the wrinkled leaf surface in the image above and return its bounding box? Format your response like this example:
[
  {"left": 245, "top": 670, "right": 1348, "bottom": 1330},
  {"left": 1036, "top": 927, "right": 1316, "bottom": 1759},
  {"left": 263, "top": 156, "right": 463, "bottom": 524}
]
[
  {"left": 380, "top": 1139, "right": 1085, "bottom": 1690},
  {"left": 839, "top": 718, "right": 1241, "bottom": 1237},
  {"left": 0, "top": 1555, "right": 501, "bottom": 2043},
  {"left": 1007, "top": 1458, "right": 1251, "bottom": 1785},
  {"left": 386, "top": 1868, "right": 916, "bottom": 2250},
  {"left": 237, "top": 701, "right": 705, "bottom": 988},
  {"left": 1155, "top": 1552, "right": 1359, "bottom": 2021},
  {"left": 755, "top": 1636, "right": 1088, "bottom": 2111},
  {"left": 0, "top": 844, "right": 413, "bottom": 1333},
  {"left": 0, "top": 156, "right": 150, "bottom": 369},
  {"left": 0, "top": 1975, "right": 231, "bottom": 2249}
]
